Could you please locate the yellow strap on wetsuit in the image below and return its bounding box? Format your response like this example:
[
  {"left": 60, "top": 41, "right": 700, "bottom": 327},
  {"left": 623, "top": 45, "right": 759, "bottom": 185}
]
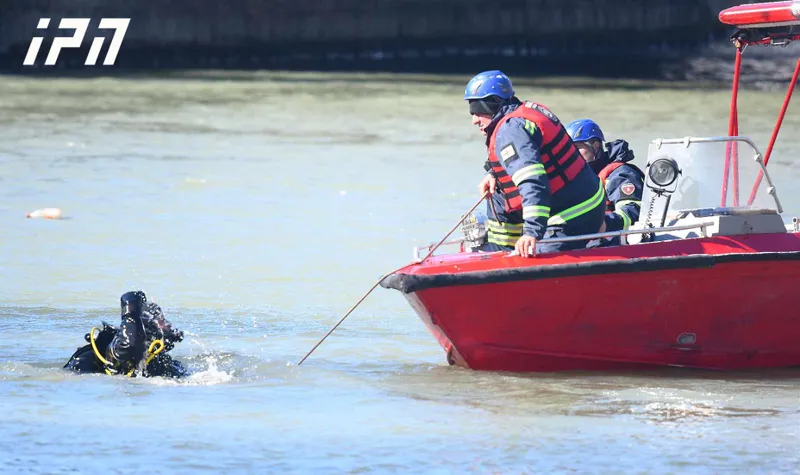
[
  {"left": 145, "top": 339, "right": 165, "bottom": 365},
  {"left": 89, "top": 327, "right": 116, "bottom": 375},
  {"left": 89, "top": 326, "right": 165, "bottom": 377}
]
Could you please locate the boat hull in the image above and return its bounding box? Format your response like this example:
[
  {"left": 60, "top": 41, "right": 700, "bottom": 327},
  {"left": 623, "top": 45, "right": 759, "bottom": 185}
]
[{"left": 383, "top": 233, "right": 800, "bottom": 372}]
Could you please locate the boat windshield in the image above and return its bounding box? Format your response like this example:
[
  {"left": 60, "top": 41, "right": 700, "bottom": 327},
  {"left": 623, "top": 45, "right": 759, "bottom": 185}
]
[{"left": 639, "top": 137, "right": 783, "bottom": 224}]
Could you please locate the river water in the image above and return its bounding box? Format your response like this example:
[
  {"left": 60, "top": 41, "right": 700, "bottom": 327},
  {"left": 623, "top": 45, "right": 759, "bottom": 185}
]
[{"left": 1, "top": 71, "right": 800, "bottom": 473}]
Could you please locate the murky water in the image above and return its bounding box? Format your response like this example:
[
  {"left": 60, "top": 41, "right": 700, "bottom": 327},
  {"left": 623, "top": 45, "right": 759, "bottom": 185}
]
[{"left": 1, "top": 71, "right": 800, "bottom": 473}]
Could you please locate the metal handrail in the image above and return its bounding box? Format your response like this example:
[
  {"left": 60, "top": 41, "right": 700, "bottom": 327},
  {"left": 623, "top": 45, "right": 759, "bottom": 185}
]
[
  {"left": 412, "top": 221, "right": 716, "bottom": 262},
  {"left": 653, "top": 135, "right": 761, "bottom": 152},
  {"left": 412, "top": 239, "right": 466, "bottom": 262}
]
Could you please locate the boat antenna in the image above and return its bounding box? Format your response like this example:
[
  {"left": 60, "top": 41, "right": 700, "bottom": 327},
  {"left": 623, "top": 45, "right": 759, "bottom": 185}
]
[{"left": 296, "top": 192, "right": 489, "bottom": 366}]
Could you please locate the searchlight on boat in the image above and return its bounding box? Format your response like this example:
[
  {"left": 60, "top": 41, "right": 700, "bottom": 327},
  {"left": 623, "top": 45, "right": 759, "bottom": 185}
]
[{"left": 647, "top": 157, "right": 681, "bottom": 190}]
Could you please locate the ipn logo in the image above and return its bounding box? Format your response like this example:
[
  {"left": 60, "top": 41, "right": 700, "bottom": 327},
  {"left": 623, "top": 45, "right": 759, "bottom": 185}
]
[{"left": 24, "top": 18, "right": 130, "bottom": 66}]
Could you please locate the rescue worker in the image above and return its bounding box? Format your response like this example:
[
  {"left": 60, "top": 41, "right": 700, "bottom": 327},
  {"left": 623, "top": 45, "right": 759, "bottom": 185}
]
[
  {"left": 566, "top": 119, "right": 645, "bottom": 245},
  {"left": 466, "top": 70, "right": 606, "bottom": 257},
  {"left": 64, "top": 291, "right": 187, "bottom": 378}
]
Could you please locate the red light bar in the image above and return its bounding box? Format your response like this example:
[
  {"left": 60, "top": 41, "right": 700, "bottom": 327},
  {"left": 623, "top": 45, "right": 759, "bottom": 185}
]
[{"left": 719, "top": 1, "right": 800, "bottom": 28}]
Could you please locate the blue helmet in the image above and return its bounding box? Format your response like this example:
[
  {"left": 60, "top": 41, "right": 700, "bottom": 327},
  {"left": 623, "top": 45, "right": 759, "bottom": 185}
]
[
  {"left": 566, "top": 119, "right": 605, "bottom": 143},
  {"left": 464, "top": 70, "right": 515, "bottom": 101}
]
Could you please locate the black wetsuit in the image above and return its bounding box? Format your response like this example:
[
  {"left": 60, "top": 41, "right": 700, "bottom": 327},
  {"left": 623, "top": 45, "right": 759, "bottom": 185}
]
[{"left": 64, "top": 291, "right": 186, "bottom": 378}]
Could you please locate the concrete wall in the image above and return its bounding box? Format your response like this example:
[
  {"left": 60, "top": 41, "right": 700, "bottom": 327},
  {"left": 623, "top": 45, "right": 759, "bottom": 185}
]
[{"left": 0, "top": 0, "right": 750, "bottom": 75}]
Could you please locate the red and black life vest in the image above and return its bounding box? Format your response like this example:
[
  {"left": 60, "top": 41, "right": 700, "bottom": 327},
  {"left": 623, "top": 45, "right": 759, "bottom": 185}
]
[
  {"left": 597, "top": 162, "right": 626, "bottom": 211},
  {"left": 486, "top": 102, "right": 585, "bottom": 213}
]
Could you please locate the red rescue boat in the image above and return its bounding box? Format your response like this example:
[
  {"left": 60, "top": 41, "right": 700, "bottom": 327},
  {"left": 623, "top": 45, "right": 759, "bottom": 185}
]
[{"left": 381, "top": 1, "right": 800, "bottom": 372}]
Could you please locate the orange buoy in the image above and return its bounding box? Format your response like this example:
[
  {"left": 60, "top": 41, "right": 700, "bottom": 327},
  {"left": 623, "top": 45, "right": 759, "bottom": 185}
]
[{"left": 26, "top": 208, "right": 63, "bottom": 219}]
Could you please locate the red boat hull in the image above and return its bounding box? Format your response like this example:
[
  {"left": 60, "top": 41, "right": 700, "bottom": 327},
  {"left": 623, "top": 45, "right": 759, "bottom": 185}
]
[{"left": 382, "top": 233, "right": 800, "bottom": 372}]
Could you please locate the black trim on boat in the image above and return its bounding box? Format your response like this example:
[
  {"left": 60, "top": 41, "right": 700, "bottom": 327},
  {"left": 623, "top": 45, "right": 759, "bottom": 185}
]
[{"left": 379, "top": 251, "right": 800, "bottom": 293}]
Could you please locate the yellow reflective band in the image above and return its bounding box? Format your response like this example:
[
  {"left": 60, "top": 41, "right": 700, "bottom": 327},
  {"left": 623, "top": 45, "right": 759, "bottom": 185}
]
[
  {"left": 523, "top": 205, "right": 550, "bottom": 220},
  {"left": 548, "top": 181, "right": 605, "bottom": 226},
  {"left": 488, "top": 231, "right": 520, "bottom": 246},
  {"left": 511, "top": 163, "right": 546, "bottom": 185},
  {"left": 613, "top": 209, "right": 632, "bottom": 230},
  {"left": 524, "top": 120, "right": 537, "bottom": 136},
  {"left": 488, "top": 229, "right": 523, "bottom": 238},
  {"left": 487, "top": 219, "right": 523, "bottom": 236}
]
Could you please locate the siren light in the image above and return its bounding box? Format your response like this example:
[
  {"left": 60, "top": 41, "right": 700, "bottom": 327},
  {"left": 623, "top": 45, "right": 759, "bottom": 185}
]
[{"left": 719, "top": 1, "right": 800, "bottom": 28}]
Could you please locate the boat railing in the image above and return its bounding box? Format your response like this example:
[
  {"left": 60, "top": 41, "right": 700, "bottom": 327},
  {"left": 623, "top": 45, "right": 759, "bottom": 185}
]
[
  {"left": 412, "top": 221, "right": 716, "bottom": 262},
  {"left": 654, "top": 135, "right": 761, "bottom": 150}
]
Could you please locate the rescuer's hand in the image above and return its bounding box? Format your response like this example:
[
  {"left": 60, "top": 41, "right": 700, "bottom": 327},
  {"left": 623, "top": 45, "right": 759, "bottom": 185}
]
[
  {"left": 515, "top": 235, "right": 538, "bottom": 258},
  {"left": 478, "top": 175, "right": 496, "bottom": 196}
]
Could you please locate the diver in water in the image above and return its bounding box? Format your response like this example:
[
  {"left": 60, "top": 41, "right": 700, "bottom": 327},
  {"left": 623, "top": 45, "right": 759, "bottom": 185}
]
[{"left": 64, "top": 290, "right": 187, "bottom": 378}]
